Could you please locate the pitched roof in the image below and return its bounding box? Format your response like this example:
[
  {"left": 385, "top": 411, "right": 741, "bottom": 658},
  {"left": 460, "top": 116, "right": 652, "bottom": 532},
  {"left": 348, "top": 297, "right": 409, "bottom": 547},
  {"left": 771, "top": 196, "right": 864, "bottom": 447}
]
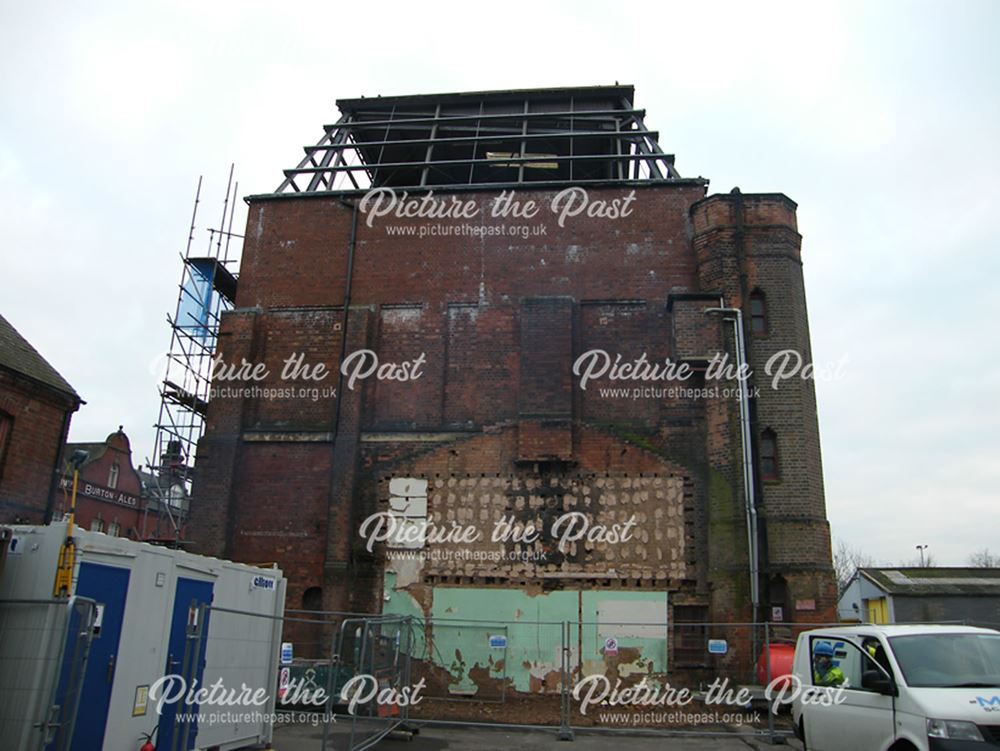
[
  {"left": 860, "top": 567, "right": 1000, "bottom": 596},
  {"left": 0, "top": 313, "right": 80, "bottom": 399}
]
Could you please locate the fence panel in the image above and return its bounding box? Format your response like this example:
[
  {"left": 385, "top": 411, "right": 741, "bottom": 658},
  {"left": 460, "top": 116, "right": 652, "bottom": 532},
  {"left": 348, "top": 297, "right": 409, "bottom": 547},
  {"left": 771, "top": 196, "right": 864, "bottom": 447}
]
[
  {"left": 0, "top": 598, "right": 96, "bottom": 751},
  {"left": 181, "top": 607, "right": 868, "bottom": 748},
  {"left": 562, "top": 620, "right": 779, "bottom": 739},
  {"left": 332, "top": 615, "right": 415, "bottom": 751},
  {"left": 401, "top": 616, "right": 567, "bottom": 730}
]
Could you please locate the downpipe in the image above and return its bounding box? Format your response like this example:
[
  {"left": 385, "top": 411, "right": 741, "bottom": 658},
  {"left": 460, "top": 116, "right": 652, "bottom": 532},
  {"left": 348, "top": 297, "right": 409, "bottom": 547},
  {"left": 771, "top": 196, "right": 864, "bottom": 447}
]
[{"left": 704, "top": 306, "right": 760, "bottom": 624}]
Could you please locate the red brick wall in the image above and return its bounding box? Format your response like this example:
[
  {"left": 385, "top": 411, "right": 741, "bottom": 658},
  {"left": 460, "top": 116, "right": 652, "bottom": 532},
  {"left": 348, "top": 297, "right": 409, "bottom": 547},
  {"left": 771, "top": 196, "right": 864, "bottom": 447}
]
[
  {"left": 0, "top": 371, "right": 77, "bottom": 524},
  {"left": 691, "top": 191, "right": 837, "bottom": 623},
  {"left": 235, "top": 187, "right": 703, "bottom": 311},
  {"left": 55, "top": 431, "right": 146, "bottom": 538},
  {"left": 189, "top": 183, "right": 836, "bottom": 623}
]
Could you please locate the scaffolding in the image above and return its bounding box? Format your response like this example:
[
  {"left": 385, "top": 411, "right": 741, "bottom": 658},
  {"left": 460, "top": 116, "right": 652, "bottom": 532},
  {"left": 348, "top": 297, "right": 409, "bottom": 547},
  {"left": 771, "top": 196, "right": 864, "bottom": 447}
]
[
  {"left": 143, "top": 167, "right": 242, "bottom": 543},
  {"left": 275, "top": 85, "right": 682, "bottom": 194}
]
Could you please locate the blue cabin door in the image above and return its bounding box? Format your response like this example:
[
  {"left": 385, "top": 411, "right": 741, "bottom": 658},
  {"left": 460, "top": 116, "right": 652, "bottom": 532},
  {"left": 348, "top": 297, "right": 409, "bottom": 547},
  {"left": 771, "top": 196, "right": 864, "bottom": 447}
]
[
  {"left": 157, "top": 577, "right": 213, "bottom": 751},
  {"left": 65, "top": 562, "right": 130, "bottom": 751}
]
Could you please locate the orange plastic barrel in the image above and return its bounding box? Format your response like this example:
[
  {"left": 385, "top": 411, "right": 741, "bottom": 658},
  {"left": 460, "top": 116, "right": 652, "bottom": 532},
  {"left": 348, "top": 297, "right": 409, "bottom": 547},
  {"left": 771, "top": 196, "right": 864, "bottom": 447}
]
[{"left": 756, "top": 642, "right": 795, "bottom": 689}]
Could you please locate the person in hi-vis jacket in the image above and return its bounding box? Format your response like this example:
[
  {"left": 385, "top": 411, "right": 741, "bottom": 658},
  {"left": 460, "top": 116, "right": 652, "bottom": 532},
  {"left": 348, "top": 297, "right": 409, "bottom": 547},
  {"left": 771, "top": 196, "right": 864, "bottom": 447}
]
[{"left": 812, "top": 641, "right": 846, "bottom": 686}]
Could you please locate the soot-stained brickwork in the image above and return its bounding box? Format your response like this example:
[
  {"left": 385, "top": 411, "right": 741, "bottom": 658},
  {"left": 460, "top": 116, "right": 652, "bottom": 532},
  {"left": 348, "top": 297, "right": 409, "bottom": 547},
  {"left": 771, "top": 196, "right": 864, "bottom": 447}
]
[{"left": 188, "top": 86, "right": 837, "bottom": 634}]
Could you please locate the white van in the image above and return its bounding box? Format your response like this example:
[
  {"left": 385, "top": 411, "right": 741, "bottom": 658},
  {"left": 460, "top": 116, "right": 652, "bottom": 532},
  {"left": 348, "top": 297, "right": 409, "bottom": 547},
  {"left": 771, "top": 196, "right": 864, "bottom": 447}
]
[{"left": 791, "top": 624, "right": 1000, "bottom": 750}]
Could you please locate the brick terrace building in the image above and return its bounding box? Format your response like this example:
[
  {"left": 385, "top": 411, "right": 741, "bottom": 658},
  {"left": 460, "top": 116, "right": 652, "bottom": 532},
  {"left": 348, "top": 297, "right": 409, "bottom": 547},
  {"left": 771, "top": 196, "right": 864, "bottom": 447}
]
[
  {"left": 0, "top": 313, "right": 82, "bottom": 524},
  {"left": 189, "top": 86, "right": 837, "bottom": 652},
  {"left": 57, "top": 427, "right": 145, "bottom": 538}
]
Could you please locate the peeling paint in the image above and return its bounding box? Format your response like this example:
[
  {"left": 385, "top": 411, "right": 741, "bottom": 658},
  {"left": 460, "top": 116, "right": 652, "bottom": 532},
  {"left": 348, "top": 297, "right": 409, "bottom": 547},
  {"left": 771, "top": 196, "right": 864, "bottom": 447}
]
[
  {"left": 384, "top": 579, "right": 671, "bottom": 693},
  {"left": 387, "top": 557, "right": 422, "bottom": 588}
]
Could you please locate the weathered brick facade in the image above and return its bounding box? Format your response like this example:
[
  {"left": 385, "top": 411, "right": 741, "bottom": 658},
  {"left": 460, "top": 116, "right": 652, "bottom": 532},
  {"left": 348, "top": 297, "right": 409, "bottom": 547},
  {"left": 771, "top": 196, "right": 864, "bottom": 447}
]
[
  {"left": 189, "top": 87, "right": 837, "bottom": 634},
  {"left": 0, "top": 314, "right": 81, "bottom": 524},
  {"left": 55, "top": 428, "right": 146, "bottom": 538}
]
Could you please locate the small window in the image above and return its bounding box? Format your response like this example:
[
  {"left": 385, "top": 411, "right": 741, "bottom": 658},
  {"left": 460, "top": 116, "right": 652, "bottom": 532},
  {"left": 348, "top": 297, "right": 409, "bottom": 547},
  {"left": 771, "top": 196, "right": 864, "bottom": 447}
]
[
  {"left": 302, "top": 586, "right": 323, "bottom": 611},
  {"left": 861, "top": 636, "right": 893, "bottom": 676},
  {"left": 810, "top": 638, "right": 848, "bottom": 686},
  {"left": 811, "top": 636, "right": 896, "bottom": 692},
  {"left": 750, "top": 290, "right": 767, "bottom": 336},
  {"left": 761, "top": 428, "right": 779, "bottom": 481},
  {"left": 108, "top": 463, "right": 120, "bottom": 489},
  {"left": 107, "top": 520, "right": 121, "bottom": 537},
  {"left": 90, "top": 517, "right": 104, "bottom": 533}
]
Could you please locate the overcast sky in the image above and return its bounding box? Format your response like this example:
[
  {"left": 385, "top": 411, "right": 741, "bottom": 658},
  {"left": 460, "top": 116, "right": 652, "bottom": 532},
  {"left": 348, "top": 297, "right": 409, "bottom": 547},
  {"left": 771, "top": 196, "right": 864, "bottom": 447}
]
[{"left": 2, "top": 1, "right": 997, "bottom": 565}]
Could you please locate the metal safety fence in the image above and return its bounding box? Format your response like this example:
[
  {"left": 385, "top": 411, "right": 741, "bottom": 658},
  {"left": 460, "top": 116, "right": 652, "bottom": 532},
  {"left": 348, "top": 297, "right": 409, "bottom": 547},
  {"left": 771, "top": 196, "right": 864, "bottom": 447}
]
[
  {"left": 177, "top": 606, "right": 419, "bottom": 751},
  {"left": 161, "top": 608, "right": 1000, "bottom": 750},
  {"left": 0, "top": 597, "right": 97, "bottom": 751},
  {"left": 326, "top": 614, "right": 415, "bottom": 751},
  {"left": 401, "top": 617, "right": 795, "bottom": 743},
  {"left": 184, "top": 607, "right": 858, "bottom": 749},
  {"left": 6, "top": 591, "right": 995, "bottom": 751}
]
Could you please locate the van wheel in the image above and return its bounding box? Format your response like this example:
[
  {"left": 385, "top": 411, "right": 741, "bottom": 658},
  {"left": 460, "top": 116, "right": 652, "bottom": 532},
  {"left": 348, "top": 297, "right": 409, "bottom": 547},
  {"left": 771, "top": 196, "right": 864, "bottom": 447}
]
[{"left": 888, "top": 742, "right": 918, "bottom": 751}]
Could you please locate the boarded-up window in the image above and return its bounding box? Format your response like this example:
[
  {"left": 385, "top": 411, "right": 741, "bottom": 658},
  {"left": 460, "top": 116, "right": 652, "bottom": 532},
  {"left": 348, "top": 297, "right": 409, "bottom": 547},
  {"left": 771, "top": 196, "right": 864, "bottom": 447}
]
[{"left": 518, "top": 298, "right": 572, "bottom": 460}]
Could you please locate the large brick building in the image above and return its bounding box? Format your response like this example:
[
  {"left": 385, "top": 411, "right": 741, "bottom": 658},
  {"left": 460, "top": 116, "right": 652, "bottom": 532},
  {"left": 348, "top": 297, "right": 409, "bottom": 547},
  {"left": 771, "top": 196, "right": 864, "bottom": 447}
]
[
  {"left": 0, "top": 313, "right": 81, "bottom": 524},
  {"left": 189, "top": 86, "right": 836, "bottom": 639},
  {"left": 56, "top": 427, "right": 145, "bottom": 538}
]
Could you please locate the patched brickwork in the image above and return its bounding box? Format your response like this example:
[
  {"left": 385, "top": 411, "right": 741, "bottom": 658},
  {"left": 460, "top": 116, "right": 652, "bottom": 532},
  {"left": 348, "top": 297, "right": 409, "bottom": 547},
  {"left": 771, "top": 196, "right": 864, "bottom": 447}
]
[
  {"left": 388, "top": 473, "right": 688, "bottom": 581},
  {"left": 188, "top": 179, "right": 837, "bottom": 625}
]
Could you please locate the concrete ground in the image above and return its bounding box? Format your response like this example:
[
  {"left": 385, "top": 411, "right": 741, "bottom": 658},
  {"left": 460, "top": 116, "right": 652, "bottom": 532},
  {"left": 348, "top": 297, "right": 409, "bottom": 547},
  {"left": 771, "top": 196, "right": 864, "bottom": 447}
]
[{"left": 271, "top": 717, "right": 806, "bottom": 750}]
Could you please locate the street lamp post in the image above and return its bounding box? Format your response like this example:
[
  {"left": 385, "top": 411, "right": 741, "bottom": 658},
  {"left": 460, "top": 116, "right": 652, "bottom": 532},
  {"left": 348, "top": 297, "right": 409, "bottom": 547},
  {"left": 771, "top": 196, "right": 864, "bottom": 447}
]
[
  {"left": 916, "top": 544, "right": 928, "bottom": 567},
  {"left": 53, "top": 449, "right": 89, "bottom": 597}
]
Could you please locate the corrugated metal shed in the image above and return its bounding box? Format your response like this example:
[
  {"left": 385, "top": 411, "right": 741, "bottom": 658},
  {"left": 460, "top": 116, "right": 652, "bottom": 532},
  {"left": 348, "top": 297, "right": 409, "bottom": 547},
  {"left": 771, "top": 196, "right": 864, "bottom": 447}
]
[{"left": 860, "top": 567, "right": 1000, "bottom": 596}]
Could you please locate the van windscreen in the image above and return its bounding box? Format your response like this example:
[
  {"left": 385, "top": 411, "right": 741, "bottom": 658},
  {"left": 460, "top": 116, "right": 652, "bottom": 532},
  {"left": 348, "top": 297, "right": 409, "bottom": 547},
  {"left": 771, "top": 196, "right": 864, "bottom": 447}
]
[{"left": 888, "top": 633, "right": 1000, "bottom": 688}]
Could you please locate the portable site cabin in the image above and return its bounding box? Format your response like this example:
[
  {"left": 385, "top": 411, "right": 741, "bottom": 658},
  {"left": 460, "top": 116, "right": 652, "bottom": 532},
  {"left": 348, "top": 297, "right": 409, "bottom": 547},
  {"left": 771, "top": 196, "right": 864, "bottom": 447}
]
[{"left": 0, "top": 521, "right": 286, "bottom": 751}]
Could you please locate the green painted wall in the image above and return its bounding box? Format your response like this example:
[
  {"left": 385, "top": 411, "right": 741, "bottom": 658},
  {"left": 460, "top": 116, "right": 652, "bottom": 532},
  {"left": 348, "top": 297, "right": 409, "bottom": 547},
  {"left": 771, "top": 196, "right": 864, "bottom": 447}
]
[{"left": 384, "top": 575, "right": 670, "bottom": 693}]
